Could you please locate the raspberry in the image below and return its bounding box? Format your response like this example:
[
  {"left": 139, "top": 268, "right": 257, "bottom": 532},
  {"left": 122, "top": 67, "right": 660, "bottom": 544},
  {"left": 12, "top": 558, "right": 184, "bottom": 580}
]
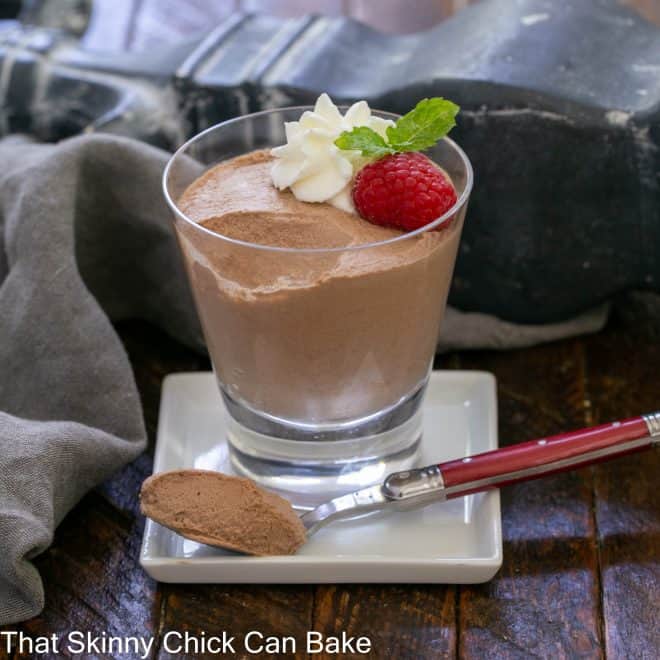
[{"left": 352, "top": 152, "right": 457, "bottom": 231}]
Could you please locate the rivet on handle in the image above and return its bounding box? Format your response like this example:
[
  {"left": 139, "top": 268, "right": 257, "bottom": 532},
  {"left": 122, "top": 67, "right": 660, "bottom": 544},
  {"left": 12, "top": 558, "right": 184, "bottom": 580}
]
[{"left": 382, "top": 465, "right": 445, "bottom": 500}]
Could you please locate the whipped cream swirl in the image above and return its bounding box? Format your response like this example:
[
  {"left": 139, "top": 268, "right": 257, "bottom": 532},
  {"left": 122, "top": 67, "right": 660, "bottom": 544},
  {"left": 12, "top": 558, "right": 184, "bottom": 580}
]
[{"left": 270, "top": 93, "right": 393, "bottom": 213}]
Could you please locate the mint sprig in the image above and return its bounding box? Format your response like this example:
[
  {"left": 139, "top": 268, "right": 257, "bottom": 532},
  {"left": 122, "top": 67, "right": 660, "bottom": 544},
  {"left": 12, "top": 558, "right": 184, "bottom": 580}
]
[
  {"left": 334, "top": 97, "right": 459, "bottom": 157},
  {"left": 334, "top": 126, "right": 395, "bottom": 158}
]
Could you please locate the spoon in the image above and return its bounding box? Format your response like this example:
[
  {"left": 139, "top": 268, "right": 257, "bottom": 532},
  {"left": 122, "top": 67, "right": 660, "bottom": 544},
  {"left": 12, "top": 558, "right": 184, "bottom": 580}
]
[
  {"left": 302, "top": 410, "right": 660, "bottom": 535},
  {"left": 141, "top": 411, "right": 659, "bottom": 555}
]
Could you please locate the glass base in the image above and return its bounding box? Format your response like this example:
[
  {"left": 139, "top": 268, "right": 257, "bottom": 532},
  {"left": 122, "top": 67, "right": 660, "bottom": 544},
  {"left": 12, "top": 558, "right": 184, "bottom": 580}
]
[{"left": 224, "top": 384, "right": 425, "bottom": 509}]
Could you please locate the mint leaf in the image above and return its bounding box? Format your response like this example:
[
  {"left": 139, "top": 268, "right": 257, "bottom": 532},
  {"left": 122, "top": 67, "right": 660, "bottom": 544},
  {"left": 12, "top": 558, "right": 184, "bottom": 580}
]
[
  {"left": 334, "top": 98, "right": 460, "bottom": 158},
  {"left": 386, "top": 98, "right": 459, "bottom": 152},
  {"left": 334, "top": 126, "right": 395, "bottom": 158}
]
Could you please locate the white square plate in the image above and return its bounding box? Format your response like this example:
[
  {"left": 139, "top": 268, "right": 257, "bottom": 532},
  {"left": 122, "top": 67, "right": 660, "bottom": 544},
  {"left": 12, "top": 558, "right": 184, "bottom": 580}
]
[{"left": 140, "top": 371, "right": 502, "bottom": 583}]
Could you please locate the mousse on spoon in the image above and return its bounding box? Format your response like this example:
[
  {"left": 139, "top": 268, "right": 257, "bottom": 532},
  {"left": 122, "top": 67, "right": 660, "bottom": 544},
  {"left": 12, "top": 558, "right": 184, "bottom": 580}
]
[{"left": 140, "top": 470, "right": 306, "bottom": 556}]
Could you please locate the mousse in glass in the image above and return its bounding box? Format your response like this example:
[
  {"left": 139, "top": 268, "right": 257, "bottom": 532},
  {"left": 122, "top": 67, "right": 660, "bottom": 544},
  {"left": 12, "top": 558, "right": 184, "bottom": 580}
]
[{"left": 163, "top": 95, "right": 473, "bottom": 506}]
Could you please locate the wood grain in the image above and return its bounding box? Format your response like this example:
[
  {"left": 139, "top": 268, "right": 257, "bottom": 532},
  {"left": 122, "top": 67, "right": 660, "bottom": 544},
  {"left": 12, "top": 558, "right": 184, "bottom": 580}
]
[
  {"left": 4, "top": 303, "right": 658, "bottom": 659},
  {"left": 157, "top": 584, "right": 314, "bottom": 659},
  {"left": 584, "top": 294, "right": 660, "bottom": 659},
  {"left": 458, "top": 341, "right": 602, "bottom": 659},
  {"left": 312, "top": 585, "right": 456, "bottom": 659},
  {"left": 0, "top": 630, "right": 13, "bottom": 660}
]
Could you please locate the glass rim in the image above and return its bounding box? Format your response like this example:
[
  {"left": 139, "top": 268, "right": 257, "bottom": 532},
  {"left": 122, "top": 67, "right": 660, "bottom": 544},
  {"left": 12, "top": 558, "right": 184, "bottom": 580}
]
[{"left": 162, "top": 105, "right": 474, "bottom": 254}]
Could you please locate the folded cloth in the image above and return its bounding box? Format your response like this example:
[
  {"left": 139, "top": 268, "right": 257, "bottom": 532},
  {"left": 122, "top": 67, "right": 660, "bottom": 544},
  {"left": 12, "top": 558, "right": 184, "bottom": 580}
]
[
  {"left": 0, "top": 133, "right": 608, "bottom": 624},
  {"left": 439, "top": 304, "right": 609, "bottom": 352},
  {"left": 0, "top": 134, "right": 201, "bottom": 624}
]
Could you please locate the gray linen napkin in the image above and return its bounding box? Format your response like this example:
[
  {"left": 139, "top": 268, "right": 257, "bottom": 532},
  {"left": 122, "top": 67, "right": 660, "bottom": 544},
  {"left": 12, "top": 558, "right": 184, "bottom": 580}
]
[
  {"left": 0, "top": 134, "right": 200, "bottom": 624},
  {"left": 0, "top": 133, "right": 607, "bottom": 624}
]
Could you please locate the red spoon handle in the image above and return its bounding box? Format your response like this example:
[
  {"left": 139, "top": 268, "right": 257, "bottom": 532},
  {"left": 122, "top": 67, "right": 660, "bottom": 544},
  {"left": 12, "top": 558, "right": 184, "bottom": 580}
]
[{"left": 439, "top": 413, "right": 660, "bottom": 499}]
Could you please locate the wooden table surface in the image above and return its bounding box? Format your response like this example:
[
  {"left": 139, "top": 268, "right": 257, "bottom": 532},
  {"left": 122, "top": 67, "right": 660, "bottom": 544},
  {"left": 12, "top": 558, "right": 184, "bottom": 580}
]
[{"left": 3, "top": 294, "right": 659, "bottom": 659}]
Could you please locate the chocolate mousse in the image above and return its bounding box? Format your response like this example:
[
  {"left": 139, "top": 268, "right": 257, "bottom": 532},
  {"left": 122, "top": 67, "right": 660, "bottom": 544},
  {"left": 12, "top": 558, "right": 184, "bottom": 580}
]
[
  {"left": 140, "top": 470, "right": 306, "bottom": 555},
  {"left": 175, "top": 149, "right": 462, "bottom": 423}
]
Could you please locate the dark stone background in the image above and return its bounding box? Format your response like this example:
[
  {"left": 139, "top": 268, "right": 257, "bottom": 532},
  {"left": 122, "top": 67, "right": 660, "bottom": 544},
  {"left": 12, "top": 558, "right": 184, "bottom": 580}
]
[{"left": 0, "top": 0, "right": 658, "bottom": 324}]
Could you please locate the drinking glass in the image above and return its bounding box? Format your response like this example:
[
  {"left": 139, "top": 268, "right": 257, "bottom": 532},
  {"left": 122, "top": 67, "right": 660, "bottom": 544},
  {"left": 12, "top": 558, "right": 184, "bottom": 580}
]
[{"left": 163, "top": 107, "right": 473, "bottom": 507}]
